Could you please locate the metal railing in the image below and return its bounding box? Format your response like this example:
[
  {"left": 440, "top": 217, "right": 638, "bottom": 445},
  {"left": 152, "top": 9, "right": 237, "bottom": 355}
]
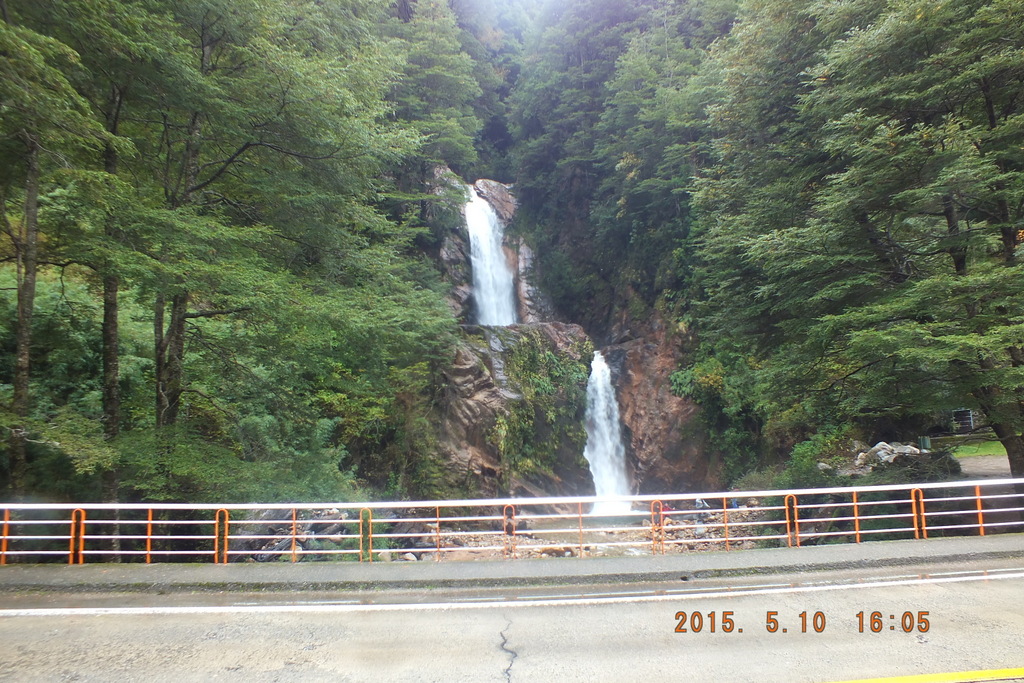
[{"left": 1, "top": 478, "right": 1022, "bottom": 565}]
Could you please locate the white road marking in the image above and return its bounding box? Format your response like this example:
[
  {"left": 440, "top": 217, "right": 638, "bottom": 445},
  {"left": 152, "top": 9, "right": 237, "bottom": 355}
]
[{"left": 2, "top": 570, "right": 1023, "bottom": 617}]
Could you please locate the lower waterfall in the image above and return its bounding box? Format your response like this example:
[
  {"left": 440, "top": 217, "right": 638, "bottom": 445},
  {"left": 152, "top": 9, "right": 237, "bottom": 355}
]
[{"left": 582, "top": 351, "right": 631, "bottom": 514}]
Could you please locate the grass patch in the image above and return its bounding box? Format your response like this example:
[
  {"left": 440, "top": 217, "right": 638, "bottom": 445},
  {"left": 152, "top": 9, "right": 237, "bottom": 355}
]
[
  {"left": 929, "top": 434, "right": 1006, "bottom": 458},
  {"left": 952, "top": 440, "right": 1006, "bottom": 457}
]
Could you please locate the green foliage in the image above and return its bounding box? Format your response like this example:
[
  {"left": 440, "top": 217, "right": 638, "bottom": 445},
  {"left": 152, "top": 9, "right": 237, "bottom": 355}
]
[
  {"left": 9, "top": 0, "right": 1024, "bottom": 505},
  {"left": 1, "top": 0, "right": 461, "bottom": 505},
  {"left": 670, "top": 350, "right": 773, "bottom": 483},
  {"left": 449, "top": 0, "right": 542, "bottom": 180},
  {"left": 489, "top": 329, "right": 592, "bottom": 485},
  {"left": 505, "top": 0, "right": 1024, "bottom": 482},
  {"left": 508, "top": 0, "right": 656, "bottom": 327},
  {"left": 384, "top": 0, "right": 482, "bottom": 171},
  {"left": 506, "top": 0, "right": 738, "bottom": 331},
  {"left": 681, "top": 0, "right": 1024, "bottom": 478},
  {"left": 772, "top": 428, "right": 848, "bottom": 490}
]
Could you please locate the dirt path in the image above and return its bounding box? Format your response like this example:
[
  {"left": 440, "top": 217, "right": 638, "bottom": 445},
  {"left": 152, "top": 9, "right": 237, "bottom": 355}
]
[{"left": 956, "top": 454, "right": 1012, "bottom": 479}]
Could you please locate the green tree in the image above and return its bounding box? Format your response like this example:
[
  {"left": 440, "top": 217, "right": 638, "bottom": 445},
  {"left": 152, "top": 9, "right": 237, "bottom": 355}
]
[
  {"left": 384, "top": 0, "right": 482, "bottom": 172},
  {"left": 2, "top": 0, "right": 459, "bottom": 505},
  {"left": 791, "top": 0, "right": 1024, "bottom": 475},
  {"left": 0, "top": 11, "right": 112, "bottom": 496},
  {"left": 689, "top": 0, "right": 1024, "bottom": 478},
  {"left": 449, "top": 0, "right": 543, "bottom": 180},
  {"left": 592, "top": 0, "right": 736, "bottom": 310},
  {"left": 508, "top": 0, "right": 656, "bottom": 326}
]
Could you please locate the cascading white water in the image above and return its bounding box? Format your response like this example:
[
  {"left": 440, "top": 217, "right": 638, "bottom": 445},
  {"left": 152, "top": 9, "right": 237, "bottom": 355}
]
[
  {"left": 464, "top": 185, "right": 518, "bottom": 326},
  {"left": 582, "top": 351, "right": 631, "bottom": 515}
]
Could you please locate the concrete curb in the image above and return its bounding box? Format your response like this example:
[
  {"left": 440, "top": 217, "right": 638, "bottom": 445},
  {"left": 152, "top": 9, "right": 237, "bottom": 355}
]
[{"left": 0, "top": 534, "right": 1020, "bottom": 593}]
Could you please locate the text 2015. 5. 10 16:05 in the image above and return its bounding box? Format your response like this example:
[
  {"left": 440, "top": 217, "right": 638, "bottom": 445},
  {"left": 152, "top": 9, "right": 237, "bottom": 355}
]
[{"left": 674, "top": 611, "right": 930, "bottom": 634}]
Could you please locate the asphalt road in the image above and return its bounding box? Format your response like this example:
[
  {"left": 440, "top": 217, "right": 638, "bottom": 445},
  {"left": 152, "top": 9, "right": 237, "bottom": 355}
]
[{"left": 3, "top": 545, "right": 1024, "bottom": 682}]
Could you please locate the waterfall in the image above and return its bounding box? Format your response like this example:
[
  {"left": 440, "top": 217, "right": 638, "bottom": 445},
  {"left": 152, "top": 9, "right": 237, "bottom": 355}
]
[
  {"left": 464, "top": 185, "right": 518, "bottom": 326},
  {"left": 583, "top": 351, "right": 631, "bottom": 515}
]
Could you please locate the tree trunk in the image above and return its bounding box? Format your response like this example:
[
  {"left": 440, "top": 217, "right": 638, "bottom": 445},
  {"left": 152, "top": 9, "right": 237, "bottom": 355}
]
[
  {"left": 942, "top": 195, "right": 968, "bottom": 277},
  {"left": 988, "top": 422, "right": 1024, "bottom": 502},
  {"left": 970, "top": 377, "right": 1024, "bottom": 480},
  {"left": 154, "top": 293, "right": 165, "bottom": 425},
  {"left": 994, "top": 429, "right": 1024, "bottom": 479},
  {"left": 102, "top": 142, "right": 121, "bottom": 441},
  {"left": 10, "top": 134, "right": 40, "bottom": 499},
  {"left": 102, "top": 273, "right": 121, "bottom": 557},
  {"left": 155, "top": 292, "right": 189, "bottom": 427},
  {"left": 987, "top": 416, "right": 1024, "bottom": 477},
  {"left": 102, "top": 91, "right": 123, "bottom": 552}
]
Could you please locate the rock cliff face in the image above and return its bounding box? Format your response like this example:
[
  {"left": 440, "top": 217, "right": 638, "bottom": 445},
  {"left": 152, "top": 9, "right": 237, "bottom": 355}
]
[
  {"left": 436, "top": 176, "right": 714, "bottom": 498},
  {"left": 602, "top": 317, "right": 716, "bottom": 494},
  {"left": 438, "top": 323, "right": 595, "bottom": 498},
  {"left": 439, "top": 229, "right": 473, "bottom": 321},
  {"left": 474, "top": 179, "right": 517, "bottom": 224},
  {"left": 512, "top": 238, "right": 557, "bottom": 324},
  {"left": 438, "top": 179, "right": 554, "bottom": 325}
]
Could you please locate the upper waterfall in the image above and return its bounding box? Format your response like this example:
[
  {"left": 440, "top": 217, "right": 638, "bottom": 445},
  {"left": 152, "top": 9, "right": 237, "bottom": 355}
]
[
  {"left": 464, "top": 184, "right": 518, "bottom": 326},
  {"left": 583, "top": 351, "right": 631, "bottom": 514}
]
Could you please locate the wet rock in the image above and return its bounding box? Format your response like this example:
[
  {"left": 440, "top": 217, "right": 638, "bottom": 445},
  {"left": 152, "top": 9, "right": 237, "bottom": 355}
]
[
  {"left": 439, "top": 231, "right": 473, "bottom": 320},
  {"left": 473, "top": 179, "right": 517, "bottom": 224},
  {"left": 437, "top": 323, "right": 596, "bottom": 499},
  {"left": 601, "top": 316, "right": 713, "bottom": 494},
  {"left": 513, "top": 239, "right": 556, "bottom": 324}
]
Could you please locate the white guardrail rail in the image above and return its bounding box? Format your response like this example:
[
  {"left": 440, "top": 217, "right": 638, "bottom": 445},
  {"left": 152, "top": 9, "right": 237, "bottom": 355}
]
[{"left": 1, "top": 478, "right": 1022, "bottom": 565}]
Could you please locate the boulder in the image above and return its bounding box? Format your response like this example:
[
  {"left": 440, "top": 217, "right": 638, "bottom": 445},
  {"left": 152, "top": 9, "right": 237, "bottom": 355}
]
[
  {"left": 848, "top": 441, "right": 942, "bottom": 475},
  {"left": 867, "top": 442, "right": 892, "bottom": 459},
  {"left": 854, "top": 451, "right": 875, "bottom": 468}
]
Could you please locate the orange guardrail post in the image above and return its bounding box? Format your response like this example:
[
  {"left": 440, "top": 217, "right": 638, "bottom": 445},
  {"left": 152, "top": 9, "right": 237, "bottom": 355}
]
[
  {"left": 910, "top": 489, "right": 927, "bottom": 539},
  {"left": 784, "top": 495, "right": 800, "bottom": 548},
  {"left": 291, "top": 508, "right": 298, "bottom": 563},
  {"left": 975, "top": 485, "right": 986, "bottom": 536},
  {"left": 214, "top": 509, "right": 230, "bottom": 564},
  {"left": 852, "top": 491, "right": 862, "bottom": 543},
  {"left": 722, "top": 497, "right": 731, "bottom": 551},
  {"left": 69, "top": 509, "right": 86, "bottom": 564},
  {"left": 1, "top": 508, "right": 10, "bottom": 565},
  {"left": 650, "top": 500, "right": 665, "bottom": 555},
  {"left": 359, "top": 508, "right": 373, "bottom": 562},
  {"left": 146, "top": 509, "right": 153, "bottom": 564},
  {"left": 502, "top": 505, "right": 517, "bottom": 559}
]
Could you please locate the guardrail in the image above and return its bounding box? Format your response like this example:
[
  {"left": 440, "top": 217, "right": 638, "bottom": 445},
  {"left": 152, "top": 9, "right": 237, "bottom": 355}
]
[{"left": 1, "top": 478, "right": 1022, "bottom": 565}]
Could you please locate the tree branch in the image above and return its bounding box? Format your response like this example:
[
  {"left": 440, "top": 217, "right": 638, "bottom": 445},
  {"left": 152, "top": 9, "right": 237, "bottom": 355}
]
[
  {"left": 181, "top": 388, "right": 234, "bottom": 418},
  {"left": 186, "top": 140, "right": 342, "bottom": 198},
  {"left": 184, "top": 306, "right": 252, "bottom": 319}
]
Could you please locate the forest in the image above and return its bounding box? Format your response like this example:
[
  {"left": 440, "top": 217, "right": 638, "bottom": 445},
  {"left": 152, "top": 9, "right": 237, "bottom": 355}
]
[{"left": 2, "top": 0, "right": 1023, "bottom": 505}]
